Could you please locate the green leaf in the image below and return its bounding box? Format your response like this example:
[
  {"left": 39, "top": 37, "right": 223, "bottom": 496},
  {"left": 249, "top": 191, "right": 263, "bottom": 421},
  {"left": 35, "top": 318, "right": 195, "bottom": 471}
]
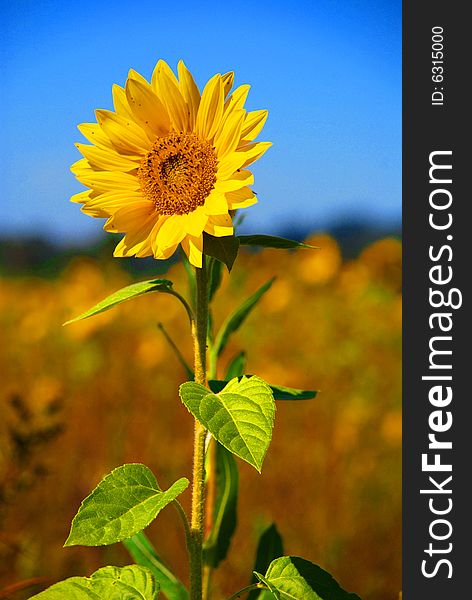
[
  {"left": 124, "top": 531, "right": 188, "bottom": 600},
  {"left": 179, "top": 376, "right": 275, "bottom": 472},
  {"left": 208, "top": 257, "right": 224, "bottom": 302},
  {"left": 208, "top": 379, "right": 317, "bottom": 401},
  {"left": 238, "top": 235, "right": 318, "bottom": 250},
  {"left": 210, "top": 278, "right": 275, "bottom": 372},
  {"left": 225, "top": 352, "right": 247, "bottom": 380},
  {"left": 255, "top": 556, "right": 362, "bottom": 600},
  {"left": 29, "top": 565, "right": 158, "bottom": 599},
  {"left": 63, "top": 279, "right": 173, "bottom": 325},
  {"left": 203, "top": 233, "right": 240, "bottom": 272},
  {"left": 248, "top": 524, "right": 284, "bottom": 600},
  {"left": 203, "top": 443, "right": 239, "bottom": 568},
  {"left": 264, "top": 384, "right": 318, "bottom": 401},
  {"left": 65, "top": 464, "right": 189, "bottom": 547}
]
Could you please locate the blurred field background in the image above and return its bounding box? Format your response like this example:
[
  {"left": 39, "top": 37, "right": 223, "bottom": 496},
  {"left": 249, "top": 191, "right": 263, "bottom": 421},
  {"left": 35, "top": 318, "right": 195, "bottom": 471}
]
[
  {"left": 0, "top": 230, "right": 401, "bottom": 600},
  {"left": 3, "top": 3, "right": 401, "bottom": 596}
]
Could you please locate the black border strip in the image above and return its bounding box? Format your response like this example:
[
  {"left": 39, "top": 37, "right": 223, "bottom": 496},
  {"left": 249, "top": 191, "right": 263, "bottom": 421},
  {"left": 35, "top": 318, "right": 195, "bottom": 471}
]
[{"left": 403, "top": 3, "right": 468, "bottom": 597}]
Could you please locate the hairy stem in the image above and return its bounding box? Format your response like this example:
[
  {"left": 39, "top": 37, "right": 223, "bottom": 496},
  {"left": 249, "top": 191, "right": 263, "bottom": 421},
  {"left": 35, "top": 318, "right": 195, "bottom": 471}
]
[
  {"left": 189, "top": 261, "right": 209, "bottom": 600},
  {"left": 203, "top": 307, "right": 218, "bottom": 600},
  {"left": 202, "top": 436, "right": 216, "bottom": 600}
]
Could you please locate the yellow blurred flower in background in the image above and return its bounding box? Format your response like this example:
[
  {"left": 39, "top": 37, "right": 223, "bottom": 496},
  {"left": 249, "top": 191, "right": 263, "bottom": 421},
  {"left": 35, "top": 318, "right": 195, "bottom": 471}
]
[{"left": 71, "top": 60, "right": 271, "bottom": 267}]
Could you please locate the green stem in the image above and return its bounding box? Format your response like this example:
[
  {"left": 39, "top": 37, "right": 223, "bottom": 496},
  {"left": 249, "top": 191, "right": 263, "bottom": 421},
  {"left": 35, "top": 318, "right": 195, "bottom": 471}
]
[
  {"left": 172, "top": 499, "right": 192, "bottom": 547},
  {"left": 226, "top": 584, "right": 264, "bottom": 600},
  {"left": 163, "top": 288, "right": 195, "bottom": 326},
  {"left": 189, "top": 260, "right": 209, "bottom": 600},
  {"left": 203, "top": 296, "right": 218, "bottom": 600},
  {"left": 158, "top": 322, "right": 194, "bottom": 380}
]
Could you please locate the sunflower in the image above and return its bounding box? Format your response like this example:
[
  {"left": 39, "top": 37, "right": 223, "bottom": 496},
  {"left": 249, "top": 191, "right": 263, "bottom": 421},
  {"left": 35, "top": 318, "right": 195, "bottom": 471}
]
[{"left": 71, "top": 60, "right": 271, "bottom": 267}]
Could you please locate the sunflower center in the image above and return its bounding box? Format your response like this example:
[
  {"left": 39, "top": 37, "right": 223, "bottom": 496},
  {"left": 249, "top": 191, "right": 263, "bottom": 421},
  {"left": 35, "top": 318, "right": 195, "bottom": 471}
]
[{"left": 138, "top": 132, "right": 218, "bottom": 215}]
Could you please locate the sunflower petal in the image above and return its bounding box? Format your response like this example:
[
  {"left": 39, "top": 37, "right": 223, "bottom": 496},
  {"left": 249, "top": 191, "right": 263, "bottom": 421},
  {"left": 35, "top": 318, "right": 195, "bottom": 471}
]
[
  {"left": 107, "top": 202, "right": 157, "bottom": 232},
  {"left": 214, "top": 169, "right": 254, "bottom": 192},
  {"left": 216, "top": 153, "right": 248, "bottom": 180},
  {"left": 114, "top": 214, "right": 159, "bottom": 257},
  {"left": 156, "top": 69, "right": 189, "bottom": 132},
  {"left": 114, "top": 236, "right": 153, "bottom": 258},
  {"left": 128, "top": 69, "right": 151, "bottom": 86},
  {"left": 153, "top": 215, "right": 187, "bottom": 251},
  {"left": 71, "top": 190, "right": 92, "bottom": 204},
  {"left": 226, "top": 186, "right": 258, "bottom": 209},
  {"left": 203, "top": 190, "right": 228, "bottom": 215},
  {"left": 178, "top": 60, "right": 200, "bottom": 129},
  {"left": 224, "top": 84, "right": 250, "bottom": 112},
  {"left": 126, "top": 77, "right": 171, "bottom": 137},
  {"left": 214, "top": 109, "right": 246, "bottom": 159},
  {"left": 112, "top": 84, "right": 134, "bottom": 119},
  {"left": 205, "top": 213, "right": 234, "bottom": 237},
  {"left": 181, "top": 235, "right": 203, "bottom": 268},
  {"left": 180, "top": 208, "right": 208, "bottom": 237},
  {"left": 151, "top": 60, "right": 180, "bottom": 93},
  {"left": 196, "top": 74, "right": 224, "bottom": 140},
  {"left": 75, "top": 143, "right": 139, "bottom": 172},
  {"left": 81, "top": 204, "right": 110, "bottom": 218},
  {"left": 95, "top": 109, "right": 151, "bottom": 154},
  {"left": 237, "top": 141, "right": 272, "bottom": 168},
  {"left": 78, "top": 123, "right": 125, "bottom": 153},
  {"left": 241, "top": 110, "right": 268, "bottom": 142},
  {"left": 222, "top": 71, "right": 235, "bottom": 98},
  {"left": 84, "top": 191, "right": 148, "bottom": 215},
  {"left": 70, "top": 157, "right": 93, "bottom": 175},
  {"left": 75, "top": 169, "right": 141, "bottom": 192}
]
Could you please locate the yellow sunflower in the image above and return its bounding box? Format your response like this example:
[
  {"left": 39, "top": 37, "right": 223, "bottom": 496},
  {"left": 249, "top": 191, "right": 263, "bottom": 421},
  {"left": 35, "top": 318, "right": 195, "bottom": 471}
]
[{"left": 71, "top": 60, "right": 271, "bottom": 267}]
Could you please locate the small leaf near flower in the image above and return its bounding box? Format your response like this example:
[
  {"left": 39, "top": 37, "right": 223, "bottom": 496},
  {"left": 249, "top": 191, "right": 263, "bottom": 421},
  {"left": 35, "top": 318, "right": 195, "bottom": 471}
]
[{"left": 203, "top": 233, "right": 240, "bottom": 272}]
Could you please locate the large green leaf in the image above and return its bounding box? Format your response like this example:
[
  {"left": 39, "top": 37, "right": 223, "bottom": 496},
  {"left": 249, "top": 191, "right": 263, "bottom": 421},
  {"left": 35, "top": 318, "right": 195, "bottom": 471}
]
[
  {"left": 254, "top": 556, "right": 362, "bottom": 600},
  {"left": 179, "top": 376, "right": 275, "bottom": 472},
  {"left": 65, "top": 464, "right": 189, "bottom": 546},
  {"left": 203, "top": 233, "right": 240, "bottom": 272},
  {"left": 238, "top": 235, "right": 317, "bottom": 250},
  {"left": 63, "top": 279, "right": 173, "bottom": 325},
  {"left": 203, "top": 443, "right": 239, "bottom": 568},
  {"left": 248, "top": 523, "right": 284, "bottom": 600},
  {"left": 210, "top": 278, "right": 274, "bottom": 374},
  {"left": 208, "top": 379, "right": 317, "bottom": 401},
  {"left": 124, "top": 531, "right": 188, "bottom": 600},
  {"left": 30, "top": 565, "right": 158, "bottom": 599}
]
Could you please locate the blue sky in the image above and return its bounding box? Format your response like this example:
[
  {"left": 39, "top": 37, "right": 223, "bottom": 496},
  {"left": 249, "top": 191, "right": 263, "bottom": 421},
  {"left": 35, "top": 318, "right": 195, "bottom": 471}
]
[{"left": 1, "top": 0, "right": 401, "bottom": 245}]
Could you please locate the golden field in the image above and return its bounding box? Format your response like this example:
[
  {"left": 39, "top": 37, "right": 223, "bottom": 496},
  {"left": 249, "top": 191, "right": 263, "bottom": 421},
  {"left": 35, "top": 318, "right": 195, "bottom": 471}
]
[{"left": 0, "top": 234, "right": 401, "bottom": 600}]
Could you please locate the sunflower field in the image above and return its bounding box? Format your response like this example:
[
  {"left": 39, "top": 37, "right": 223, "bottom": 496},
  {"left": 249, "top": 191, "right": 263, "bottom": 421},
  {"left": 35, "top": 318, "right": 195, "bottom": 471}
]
[{"left": 0, "top": 234, "right": 401, "bottom": 600}]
